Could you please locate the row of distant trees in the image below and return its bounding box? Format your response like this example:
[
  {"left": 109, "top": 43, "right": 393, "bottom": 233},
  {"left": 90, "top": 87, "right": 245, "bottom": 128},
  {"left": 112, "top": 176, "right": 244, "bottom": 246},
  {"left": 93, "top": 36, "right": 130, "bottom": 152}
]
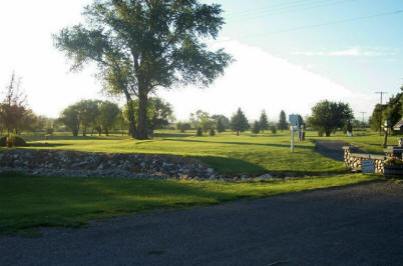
[
  {"left": 177, "top": 109, "right": 290, "bottom": 135},
  {"left": 59, "top": 97, "right": 173, "bottom": 137}
]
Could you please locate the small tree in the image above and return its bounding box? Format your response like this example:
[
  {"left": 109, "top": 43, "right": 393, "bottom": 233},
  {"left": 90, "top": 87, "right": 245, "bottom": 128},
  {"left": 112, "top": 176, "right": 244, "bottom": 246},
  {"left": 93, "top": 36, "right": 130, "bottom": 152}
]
[
  {"left": 278, "top": 110, "right": 288, "bottom": 131},
  {"left": 216, "top": 118, "right": 226, "bottom": 133},
  {"left": 0, "top": 73, "right": 34, "bottom": 135},
  {"left": 177, "top": 122, "right": 191, "bottom": 133},
  {"left": 59, "top": 105, "right": 80, "bottom": 137},
  {"left": 231, "top": 108, "right": 249, "bottom": 136},
  {"left": 98, "top": 101, "right": 120, "bottom": 135},
  {"left": 209, "top": 128, "right": 216, "bottom": 136},
  {"left": 259, "top": 111, "right": 269, "bottom": 132},
  {"left": 308, "top": 100, "right": 354, "bottom": 137},
  {"left": 270, "top": 124, "right": 277, "bottom": 134},
  {"left": 252, "top": 121, "right": 260, "bottom": 134},
  {"left": 196, "top": 127, "right": 203, "bottom": 136}
]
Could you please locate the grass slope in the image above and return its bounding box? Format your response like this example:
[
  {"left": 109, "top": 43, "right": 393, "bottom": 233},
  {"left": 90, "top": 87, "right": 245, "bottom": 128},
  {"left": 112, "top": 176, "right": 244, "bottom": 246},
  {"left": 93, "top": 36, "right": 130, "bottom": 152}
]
[
  {"left": 17, "top": 131, "right": 349, "bottom": 175},
  {"left": 0, "top": 173, "right": 378, "bottom": 234}
]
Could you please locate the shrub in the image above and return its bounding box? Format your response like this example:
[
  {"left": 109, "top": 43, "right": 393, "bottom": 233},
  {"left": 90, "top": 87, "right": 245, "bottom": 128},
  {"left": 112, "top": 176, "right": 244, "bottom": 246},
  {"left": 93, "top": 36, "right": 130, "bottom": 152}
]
[
  {"left": 384, "top": 158, "right": 403, "bottom": 167},
  {"left": 0, "top": 136, "right": 27, "bottom": 147},
  {"left": 46, "top": 128, "right": 54, "bottom": 135},
  {"left": 0, "top": 137, "right": 6, "bottom": 147},
  {"left": 209, "top": 128, "right": 216, "bottom": 136},
  {"left": 196, "top": 127, "right": 203, "bottom": 136},
  {"left": 270, "top": 125, "right": 277, "bottom": 134}
]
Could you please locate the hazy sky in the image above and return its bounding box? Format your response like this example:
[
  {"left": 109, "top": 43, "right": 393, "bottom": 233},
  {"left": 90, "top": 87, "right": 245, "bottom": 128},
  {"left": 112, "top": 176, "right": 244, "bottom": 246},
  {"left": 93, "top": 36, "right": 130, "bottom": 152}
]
[{"left": 0, "top": 0, "right": 402, "bottom": 121}]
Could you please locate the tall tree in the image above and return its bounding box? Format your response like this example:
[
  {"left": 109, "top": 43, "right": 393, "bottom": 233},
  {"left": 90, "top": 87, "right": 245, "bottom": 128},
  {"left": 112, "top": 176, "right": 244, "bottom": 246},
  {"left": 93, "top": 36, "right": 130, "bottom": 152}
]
[
  {"left": 308, "top": 100, "right": 354, "bottom": 137},
  {"left": 230, "top": 108, "right": 249, "bottom": 135},
  {"left": 258, "top": 110, "right": 269, "bottom": 132},
  {"left": 278, "top": 110, "right": 288, "bottom": 131},
  {"left": 123, "top": 97, "right": 173, "bottom": 134},
  {"left": 54, "top": 0, "right": 231, "bottom": 140}
]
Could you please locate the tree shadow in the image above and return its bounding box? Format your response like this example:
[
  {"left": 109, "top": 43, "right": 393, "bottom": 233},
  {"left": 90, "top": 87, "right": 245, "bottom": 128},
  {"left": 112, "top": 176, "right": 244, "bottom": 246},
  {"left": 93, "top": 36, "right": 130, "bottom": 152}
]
[
  {"left": 27, "top": 143, "right": 72, "bottom": 148},
  {"left": 162, "top": 138, "right": 312, "bottom": 150}
]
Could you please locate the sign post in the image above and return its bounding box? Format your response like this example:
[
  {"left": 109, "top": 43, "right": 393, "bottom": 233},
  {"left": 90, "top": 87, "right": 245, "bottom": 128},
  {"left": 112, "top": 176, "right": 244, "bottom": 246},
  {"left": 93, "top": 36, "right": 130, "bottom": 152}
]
[
  {"left": 289, "top": 114, "right": 301, "bottom": 153},
  {"left": 290, "top": 126, "right": 295, "bottom": 152}
]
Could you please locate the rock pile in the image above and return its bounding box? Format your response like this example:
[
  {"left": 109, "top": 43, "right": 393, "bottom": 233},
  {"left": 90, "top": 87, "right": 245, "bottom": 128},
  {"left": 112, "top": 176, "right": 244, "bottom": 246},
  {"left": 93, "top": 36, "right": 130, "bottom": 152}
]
[{"left": 0, "top": 149, "right": 220, "bottom": 180}]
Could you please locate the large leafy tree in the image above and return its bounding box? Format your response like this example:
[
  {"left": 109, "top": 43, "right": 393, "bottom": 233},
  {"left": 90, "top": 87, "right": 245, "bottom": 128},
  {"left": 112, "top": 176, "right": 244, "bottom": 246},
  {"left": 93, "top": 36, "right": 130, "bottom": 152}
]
[
  {"left": 123, "top": 97, "right": 173, "bottom": 134},
  {"left": 308, "top": 100, "right": 354, "bottom": 137},
  {"left": 54, "top": 0, "right": 231, "bottom": 139},
  {"left": 230, "top": 108, "right": 249, "bottom": 136}
]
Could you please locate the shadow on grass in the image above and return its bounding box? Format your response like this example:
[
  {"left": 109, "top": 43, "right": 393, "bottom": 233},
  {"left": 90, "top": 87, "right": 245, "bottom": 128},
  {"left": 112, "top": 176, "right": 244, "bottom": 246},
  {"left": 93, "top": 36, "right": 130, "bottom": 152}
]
[
  {"left": 27, "top": 143, "right": 72, "bottom": 148},
  {"left": 163, "top": 138, "right": 312, "bottom": 150}
]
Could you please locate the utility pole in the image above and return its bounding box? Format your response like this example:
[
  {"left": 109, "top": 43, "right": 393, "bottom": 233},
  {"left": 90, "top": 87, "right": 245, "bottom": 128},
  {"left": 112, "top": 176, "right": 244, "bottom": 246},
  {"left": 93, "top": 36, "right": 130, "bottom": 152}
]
[{"left": 375, "top": 91, "right": 388, "bottom": 135}]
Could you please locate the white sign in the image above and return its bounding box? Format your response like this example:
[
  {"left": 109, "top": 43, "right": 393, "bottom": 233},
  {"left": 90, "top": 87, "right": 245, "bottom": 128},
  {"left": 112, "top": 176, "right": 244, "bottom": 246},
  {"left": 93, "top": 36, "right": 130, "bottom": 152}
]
[{"left": 289, "top": 114, "right": 300, "bottom": 127}]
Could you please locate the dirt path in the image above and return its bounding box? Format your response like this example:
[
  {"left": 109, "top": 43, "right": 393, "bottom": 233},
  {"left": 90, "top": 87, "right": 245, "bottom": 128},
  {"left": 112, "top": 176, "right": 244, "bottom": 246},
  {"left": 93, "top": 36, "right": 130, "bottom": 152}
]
[
  {"left": 1, "top": 181, "right": 403, "bottom": 266},
  {"left": 315, "top": 140, "right": 348, "bottom": 161}
]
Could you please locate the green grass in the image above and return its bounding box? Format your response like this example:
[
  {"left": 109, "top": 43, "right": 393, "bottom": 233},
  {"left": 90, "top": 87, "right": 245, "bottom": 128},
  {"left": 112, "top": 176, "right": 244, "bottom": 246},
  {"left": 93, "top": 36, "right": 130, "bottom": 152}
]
[
  {"left": 15, "top": 131, "right": 348, "bottom": 176},
  {"left": 0, "top": 173, "right": 378, "bottom": 234}
]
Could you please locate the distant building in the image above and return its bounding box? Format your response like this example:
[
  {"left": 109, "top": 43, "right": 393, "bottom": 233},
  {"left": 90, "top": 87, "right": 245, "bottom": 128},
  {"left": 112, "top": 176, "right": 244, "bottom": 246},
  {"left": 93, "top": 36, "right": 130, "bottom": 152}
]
[{"left": 393, "top": 119, "right": 403, "bottom": 133}]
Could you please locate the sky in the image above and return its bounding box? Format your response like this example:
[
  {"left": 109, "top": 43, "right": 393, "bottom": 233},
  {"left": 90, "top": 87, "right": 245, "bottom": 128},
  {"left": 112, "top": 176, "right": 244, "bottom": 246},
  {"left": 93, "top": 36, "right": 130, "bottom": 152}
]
[{"left": 0, "top": 0, "right": 402, "bottom": 122}]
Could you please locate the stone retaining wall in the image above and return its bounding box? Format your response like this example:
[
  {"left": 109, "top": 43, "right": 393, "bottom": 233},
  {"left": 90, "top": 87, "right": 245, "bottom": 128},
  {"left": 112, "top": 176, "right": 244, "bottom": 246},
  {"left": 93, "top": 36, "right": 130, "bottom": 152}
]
[{"left": 343, "top": 146, "right": 385, "bottom": 174}]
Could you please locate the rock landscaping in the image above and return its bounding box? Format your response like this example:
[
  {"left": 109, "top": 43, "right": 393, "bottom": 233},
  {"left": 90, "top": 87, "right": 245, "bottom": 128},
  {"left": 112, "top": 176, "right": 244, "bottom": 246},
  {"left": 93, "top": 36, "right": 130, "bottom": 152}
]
[
  {"left": 0, "top": 149, "right": 275, "bottom": 181},
  {"left": 343, "top": 146, "right": 385, "bottom": 174}
]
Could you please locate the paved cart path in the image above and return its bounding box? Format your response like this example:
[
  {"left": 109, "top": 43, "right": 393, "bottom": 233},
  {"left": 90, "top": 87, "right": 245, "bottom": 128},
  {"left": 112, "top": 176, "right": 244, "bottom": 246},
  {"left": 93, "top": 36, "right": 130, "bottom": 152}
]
[
  {"left": 1, "top": 181, "right": 403, "bottom": 266},
  {"left": 315, "top": 140, "right": 348, "bottom": 161}
]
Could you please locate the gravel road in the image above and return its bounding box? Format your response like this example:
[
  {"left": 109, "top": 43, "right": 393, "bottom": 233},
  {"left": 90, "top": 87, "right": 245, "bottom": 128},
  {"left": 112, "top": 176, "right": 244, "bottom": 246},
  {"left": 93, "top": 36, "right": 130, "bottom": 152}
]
[{"left": 1, "top": 181, "right": 403, "bottom": 266}]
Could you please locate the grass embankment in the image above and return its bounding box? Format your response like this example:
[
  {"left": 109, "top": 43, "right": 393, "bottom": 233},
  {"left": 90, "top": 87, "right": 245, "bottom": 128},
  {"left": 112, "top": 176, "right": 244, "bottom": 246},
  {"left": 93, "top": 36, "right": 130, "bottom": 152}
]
[
  {"left": 0, "top": 173, "right": 378, "bottom": 234},
  {"left": 18, "top": 131, "right": 347, "bottom": 176}
]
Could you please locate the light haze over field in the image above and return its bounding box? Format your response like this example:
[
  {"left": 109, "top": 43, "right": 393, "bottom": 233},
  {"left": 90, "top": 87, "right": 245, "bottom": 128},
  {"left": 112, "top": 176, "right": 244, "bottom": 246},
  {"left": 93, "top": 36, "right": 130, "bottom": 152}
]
[{"left": 0, "top": 0, "right": 402, "bottom": 120}]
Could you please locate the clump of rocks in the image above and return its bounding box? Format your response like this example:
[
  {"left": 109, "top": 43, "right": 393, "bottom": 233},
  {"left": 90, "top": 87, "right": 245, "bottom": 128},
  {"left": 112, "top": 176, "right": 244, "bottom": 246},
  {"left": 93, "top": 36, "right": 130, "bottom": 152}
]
[{"left": 0, "top": 149, "right": 223, "bottom": 180}]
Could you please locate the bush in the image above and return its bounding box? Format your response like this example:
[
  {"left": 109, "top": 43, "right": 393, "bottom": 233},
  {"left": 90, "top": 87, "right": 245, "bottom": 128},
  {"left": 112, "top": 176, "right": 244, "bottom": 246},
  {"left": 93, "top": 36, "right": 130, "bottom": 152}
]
[
  {"left": 209, "top": 128, "right": 216, "bottom": 136},
  {"left": 270, "top": 125, "right": 277, "bottom": 134},
  {"left": 0, "top": 136, "right": 27, "bottom": 147},
  {"left": 196, "top": 127, "right": 203, "bottom": 136},
  {"left": 0, "top": 137, "right": 6, "bottom": 147}
]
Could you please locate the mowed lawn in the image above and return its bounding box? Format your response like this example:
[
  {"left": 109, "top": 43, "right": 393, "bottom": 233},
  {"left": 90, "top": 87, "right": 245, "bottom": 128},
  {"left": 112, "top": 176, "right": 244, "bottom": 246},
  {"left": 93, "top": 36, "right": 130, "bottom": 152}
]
[
  {"left": 19, "top": 130, "right": 350, "bottom": 176},
  {"left": 0, "top": 173, "right": 378, "bottom": 234}
]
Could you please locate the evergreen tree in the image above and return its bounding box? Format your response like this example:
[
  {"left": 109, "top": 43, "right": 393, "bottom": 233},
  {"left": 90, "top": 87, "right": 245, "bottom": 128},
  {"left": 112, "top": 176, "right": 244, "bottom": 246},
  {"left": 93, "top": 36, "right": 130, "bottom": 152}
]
[
  {"left": 216, "top": 118, "right": 226, "bottom": 133},
  {"left": 278, "top": 110, "right": 288, "bottom": 131},
  {"left": 252, "top": 121, "right": 260, "bottom": 134},
  {"left": 258, "top": 111, "right": 269, "bottom": 132},
  {"left": 230, "top": 108, "right": 249, "bottom": 136}
]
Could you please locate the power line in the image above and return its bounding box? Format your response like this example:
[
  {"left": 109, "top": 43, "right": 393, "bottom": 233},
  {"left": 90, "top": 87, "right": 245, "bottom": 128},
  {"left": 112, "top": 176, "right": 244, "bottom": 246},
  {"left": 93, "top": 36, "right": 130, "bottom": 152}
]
[
  {"left": 226, "top": 0, "right": 336, "bottom": 19},
  {"left": 227, "top": 0, "right": 356, "bottom": 21},
  {"left": 240, "top": 9, "right": 403, "bottom": 38},
  {"left": 225, "top": 0, "right": 328, "bottom": 17}
]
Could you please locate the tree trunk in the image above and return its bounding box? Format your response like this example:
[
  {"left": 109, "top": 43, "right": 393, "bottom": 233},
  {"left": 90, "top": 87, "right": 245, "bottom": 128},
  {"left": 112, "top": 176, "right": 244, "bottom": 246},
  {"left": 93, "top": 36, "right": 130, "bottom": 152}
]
[
  {"left": 136, "top": 91, "right": 148, "bottom": 140},
  {"left": 123, "top": 92, "right": 137, "bottom": 139}
]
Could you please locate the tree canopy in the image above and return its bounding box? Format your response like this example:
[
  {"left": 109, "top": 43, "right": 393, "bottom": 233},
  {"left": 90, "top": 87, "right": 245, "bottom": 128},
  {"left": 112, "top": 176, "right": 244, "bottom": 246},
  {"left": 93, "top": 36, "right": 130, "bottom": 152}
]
[
  {"left": 230, "top": 108, "right": 249, "bottom": 135},
  {"left": 308, "top": 100, "right": 354, "bottom": 137},
  {"left": 54, "top": 0, "right": 232, "bottom": 139}
]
